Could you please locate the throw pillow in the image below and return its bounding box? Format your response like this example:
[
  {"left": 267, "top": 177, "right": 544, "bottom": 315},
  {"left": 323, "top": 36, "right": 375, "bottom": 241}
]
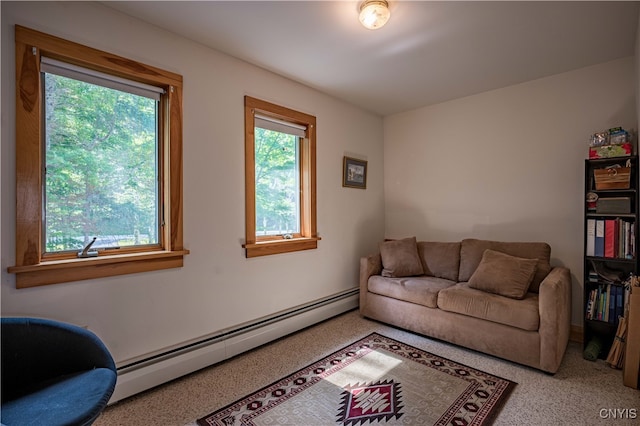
[
  {"left": 380, "top": 237, "right": 424, "bottom": 278},
  {"left": 468, "top": 249, "right": 538, "bottom": 299}
]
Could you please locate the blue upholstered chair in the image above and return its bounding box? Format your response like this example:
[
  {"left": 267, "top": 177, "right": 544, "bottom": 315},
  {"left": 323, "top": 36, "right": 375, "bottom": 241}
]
[{"left": 1, "top": 317, "right": 117, "bottom": 426}]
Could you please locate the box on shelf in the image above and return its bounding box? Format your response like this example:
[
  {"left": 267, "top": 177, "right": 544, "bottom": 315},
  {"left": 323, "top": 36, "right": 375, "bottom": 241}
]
[
  {"left": 594, "top": 167, "right": 631, "bottom": 190},
  {"left": 596, "top": 197, "right": 632, "bottom": 214},
  {"left": 589, "top": 143, "right": 633, "bottom": 159}
]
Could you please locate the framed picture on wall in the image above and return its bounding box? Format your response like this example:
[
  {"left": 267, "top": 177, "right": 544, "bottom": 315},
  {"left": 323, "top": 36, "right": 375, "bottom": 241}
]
[{"left": 342, "top": 156, "right": 367, "bottom": 189}]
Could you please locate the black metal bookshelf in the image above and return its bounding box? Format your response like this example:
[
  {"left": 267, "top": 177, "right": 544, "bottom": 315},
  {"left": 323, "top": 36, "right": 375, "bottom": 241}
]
[{"left": 583, "top": 155, "right": 639, "bottom": 359}]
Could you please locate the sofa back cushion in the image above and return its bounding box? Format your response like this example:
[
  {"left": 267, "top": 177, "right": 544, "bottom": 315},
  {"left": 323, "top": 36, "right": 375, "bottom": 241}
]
[
  {"left": 417, "top": 241, "right": 461, "bottom": 282},
  {"left": 468, "top": 249, "right": 538, "bottom": 299},
  {"left": 458, "top": 239, "right": 551, "bottom": 292},
  {"left": 380, "top": 237, "right": 424, "bottom": 278}
]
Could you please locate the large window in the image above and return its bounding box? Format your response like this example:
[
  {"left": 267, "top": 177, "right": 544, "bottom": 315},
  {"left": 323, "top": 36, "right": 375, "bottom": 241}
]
[
  {"left": 42, "top": 59, "right": 161, "bottom": 254},
  {"left": 244, "top": 96, "right": 319, "bottom": 257},
  {"left": 9, "top": 26, "right": 188, "bottom": 288}
]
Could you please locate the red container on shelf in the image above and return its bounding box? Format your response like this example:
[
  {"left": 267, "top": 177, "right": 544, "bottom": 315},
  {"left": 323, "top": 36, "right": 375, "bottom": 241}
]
[{"left": 589, "top": 143, "right": 633, "bottom": 159}]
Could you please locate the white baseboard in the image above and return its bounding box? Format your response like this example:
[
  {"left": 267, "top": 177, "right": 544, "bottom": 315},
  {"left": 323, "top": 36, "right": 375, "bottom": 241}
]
[{"left": 109, "top": 288, "right": 359, "bottom": 404}]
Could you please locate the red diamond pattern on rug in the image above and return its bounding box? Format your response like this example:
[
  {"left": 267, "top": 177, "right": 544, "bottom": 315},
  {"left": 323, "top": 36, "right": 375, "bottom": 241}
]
[{"left": 337, "top": 380, "right": 403, "bottom": 425}]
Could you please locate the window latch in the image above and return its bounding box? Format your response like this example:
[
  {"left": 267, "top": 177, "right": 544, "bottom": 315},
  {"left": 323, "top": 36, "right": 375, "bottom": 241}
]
[{"left": 78, "top": 237, "right": 98, "bottom": 258}]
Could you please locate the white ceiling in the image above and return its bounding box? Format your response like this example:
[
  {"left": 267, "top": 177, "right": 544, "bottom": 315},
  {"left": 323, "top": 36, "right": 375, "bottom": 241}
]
[{"left": 104, "top": 1, "right": 640, "bottom": 116}]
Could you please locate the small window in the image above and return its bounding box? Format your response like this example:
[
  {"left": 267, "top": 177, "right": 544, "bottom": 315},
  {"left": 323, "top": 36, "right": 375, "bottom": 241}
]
[
  {"left": 244, "top": 96, "right": 320, "bottom": 257},
  {"left": 9, "top": 26, "right": 188, "bottom": 288}
]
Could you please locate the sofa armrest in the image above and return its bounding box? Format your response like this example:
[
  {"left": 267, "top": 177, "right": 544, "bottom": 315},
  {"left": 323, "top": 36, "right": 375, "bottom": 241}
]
[
  {"left": 538, "top": 266, "right": 572, "bottom": 373},
  {"left": 359, "top": 253, "right": 382, "bottom": 309}
]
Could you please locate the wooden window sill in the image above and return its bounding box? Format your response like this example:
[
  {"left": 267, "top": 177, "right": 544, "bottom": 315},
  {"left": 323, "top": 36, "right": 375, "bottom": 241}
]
[
  {"left": 8, "top": 250, "right": 190, "bottom": 288},
  {"left": 243, "top": 237, "right": 321, "bottom": 258}
]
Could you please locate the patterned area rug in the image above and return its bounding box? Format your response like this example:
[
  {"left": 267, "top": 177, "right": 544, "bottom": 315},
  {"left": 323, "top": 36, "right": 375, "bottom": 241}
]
[{"left": 196, "top": 333, "right": 515, "bottom": 426}]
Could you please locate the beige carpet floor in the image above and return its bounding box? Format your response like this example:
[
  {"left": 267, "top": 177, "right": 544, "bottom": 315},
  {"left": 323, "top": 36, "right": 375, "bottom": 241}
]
[{"left": 95, "top": 309, "right": 639, "bottom": 426}]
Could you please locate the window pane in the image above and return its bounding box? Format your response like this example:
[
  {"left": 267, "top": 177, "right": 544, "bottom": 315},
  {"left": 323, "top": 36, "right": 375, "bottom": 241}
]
[
  {"left": 254, "top": 127, "right": 300, "bottom": 236},
  {"left": 43, "top": 72, "right": 159, "bottom": 253}
]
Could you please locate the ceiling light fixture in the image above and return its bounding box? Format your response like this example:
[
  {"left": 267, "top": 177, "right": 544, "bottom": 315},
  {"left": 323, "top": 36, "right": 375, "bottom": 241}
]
[{"left": 359, "top": 0, "right": 391, "bottom": 30}]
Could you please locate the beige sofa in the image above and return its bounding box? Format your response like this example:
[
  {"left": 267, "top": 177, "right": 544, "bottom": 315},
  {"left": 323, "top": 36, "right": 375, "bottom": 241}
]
[{"left": 359, "top": 238, "right": 572, "bottom": 373}]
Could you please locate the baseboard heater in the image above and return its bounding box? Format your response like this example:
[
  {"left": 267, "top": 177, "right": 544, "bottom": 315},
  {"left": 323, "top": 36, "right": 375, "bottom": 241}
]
[{"left": 109, "top": 287, "right": 359, "bottom": 403}]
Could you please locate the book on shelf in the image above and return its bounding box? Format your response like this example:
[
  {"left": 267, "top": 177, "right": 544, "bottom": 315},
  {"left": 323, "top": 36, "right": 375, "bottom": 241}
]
[
  {"left": 587, "top": 219, "right": 596, "bottom": 257},
  {"left": 595, "top": 219, "right": 605, "bottom": 257},
  {"left": 619, "top": 221, "right": 634, "bottom": 259},
  {"left": 608, "top": 284, "right": 615, "bottom": 323},
  {"left": 586, "top": 273, "right": 638, "bottom": 323},
  {"left": 615, "top": 285, "right": 625, "bottom": 321},
  {"left": 585, "top": 284, "right": 622, "bottom": 325},
  {"left": 605, "top": 219, "right": 617, "bottom": 258},
  {"left": 589, "top": 218, "right": 635, "bottom": 259},
  {"left": 586, "top": 289, "right": 595, "bottom": 320},
  {"left": 616, "top": 284, "right": 623, "bottom": 320}
]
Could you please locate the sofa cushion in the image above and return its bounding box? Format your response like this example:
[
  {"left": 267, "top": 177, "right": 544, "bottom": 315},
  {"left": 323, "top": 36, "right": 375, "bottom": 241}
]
[
  {"left": 380, "top": 237, "right": 424, "bottom": 278},
  {"left": 368, "top": 275, "right": 456, "bottom": 308},
  {"left": 468, "top": 249, "right": 538, "bottom": 299},
  {"left": 458, "top": 239, "right": 551, "bottom": 292},
  {"left": 417, "top": 241, "right": 461, "bottom": 282},
  {"left": 437, "top": 283, "right": 540, "bottom": 331}
]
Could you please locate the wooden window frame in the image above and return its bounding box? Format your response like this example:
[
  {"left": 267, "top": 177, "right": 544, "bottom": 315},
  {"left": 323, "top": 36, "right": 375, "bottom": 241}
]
[
  {"left": 243, "top": 96, "right": 320, "bottom": 258},
  {"left": 8, "top": 26, "right": 188, "bottom": 288}
]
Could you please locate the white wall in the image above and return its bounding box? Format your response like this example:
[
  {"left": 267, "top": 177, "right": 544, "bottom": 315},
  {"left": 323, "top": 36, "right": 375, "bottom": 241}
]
[
  {"left": 384, "top": 57, "right": 637, "bottom": 327},
  {"left": 0, "top": 2, "right": 385, "bottom": 363}
]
